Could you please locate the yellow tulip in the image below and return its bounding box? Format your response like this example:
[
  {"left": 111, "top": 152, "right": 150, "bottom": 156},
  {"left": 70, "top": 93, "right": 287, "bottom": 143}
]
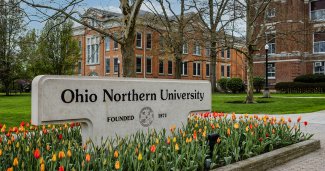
[
  {"left": 67, "top": 150, "right": 72, "bottom": 158},
  {"left": 175, "top": 143, "right": 179, "bottom": 151},
  {"left": 40, "top": 163, "right": 45, "bottom": 171},
  {"left": 138, "top": 153, "right": 143, "bottom": 161},
  {"left": 52, "top": 153, "right": 57, "bottom": 162},
  {"left": 173, "top": 137, "right": 176, "bottom": 143},
  {"left": 114, "top": 150, "right": 119, "bottom": 158},
  {"left": 0, "top": 149, "right": 2, "bottom": 156},
  {"left": 13, "top": 157, "right": 18, "bottom": 167},
  {"left": 234, "top": 123, "right": 240, "bottom": 129},
  {"left": 115, "top": 160, "right": 120, "bottom": 170},
  {"left": 58, "top": 151, "right": 65, "bottom": 159}
]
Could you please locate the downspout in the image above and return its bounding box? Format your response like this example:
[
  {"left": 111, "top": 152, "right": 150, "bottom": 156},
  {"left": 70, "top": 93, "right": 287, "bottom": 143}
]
[{"left": 144, "top": 29, "right": 146, "bottom": 78}]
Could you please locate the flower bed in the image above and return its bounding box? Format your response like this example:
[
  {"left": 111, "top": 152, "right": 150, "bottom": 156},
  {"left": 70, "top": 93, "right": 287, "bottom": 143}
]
[{"left": 0, "top": 113, "right": 312, "bottom": 171}]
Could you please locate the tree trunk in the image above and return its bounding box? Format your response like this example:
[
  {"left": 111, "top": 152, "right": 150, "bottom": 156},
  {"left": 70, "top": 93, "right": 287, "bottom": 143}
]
[
  {"left": 210, "top": 36, "right": 217, "bottom": 93},
  {"left": 121, "top": 36, "right": 136, "bottom": 77},
  {"left": 245, "top": 51, "right": 255, "bottom": 103},
  {"left": 174, "top": 44, "right": 183, "bottom": 79}
]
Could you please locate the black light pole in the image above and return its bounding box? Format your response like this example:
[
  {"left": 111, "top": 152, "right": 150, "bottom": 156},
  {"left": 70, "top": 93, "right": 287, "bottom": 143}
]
[
  {"left": 117, "top": 59, "right": 120, "bottom": 77},
  {"left": 263, "top": 44, "right": 270, "bottom": 98}
]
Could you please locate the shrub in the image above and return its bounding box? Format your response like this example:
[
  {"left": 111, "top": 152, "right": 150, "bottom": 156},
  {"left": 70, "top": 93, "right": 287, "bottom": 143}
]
[
  {"left": 253, "top": 77, "right": 265, "bottom": 93},
  {"left": 293, "top": 74, "right": 325, "bottom": 83},
  {"left": 227, "top": 78, "right": 244, "bottom": 93},
  {"left": 218, "top": 78, "right": 229, "bottom": 92},
  {"left": 275, "top": 82, "right": 325, "bottom": 93}
]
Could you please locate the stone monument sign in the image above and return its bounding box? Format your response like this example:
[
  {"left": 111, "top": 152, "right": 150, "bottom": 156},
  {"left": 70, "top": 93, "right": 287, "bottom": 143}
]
[{"left": 32, "top": 75, "right": 211, "bottom": 145}]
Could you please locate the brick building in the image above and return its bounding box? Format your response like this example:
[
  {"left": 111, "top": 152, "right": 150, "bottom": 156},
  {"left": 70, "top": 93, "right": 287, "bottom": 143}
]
[
  {"left": 254, "top": 0, "right": 325, "bottom": 86},
  {"left": 73, "top": 8, "right": 246, "bottom": 81}
]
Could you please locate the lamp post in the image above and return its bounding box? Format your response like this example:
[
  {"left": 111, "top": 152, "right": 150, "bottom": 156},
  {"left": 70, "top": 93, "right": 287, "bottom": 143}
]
[
  {"left": 263, "top": 44, "right": 270, "bottom": 98},
  {"left": 117, "top": 59, "right": 120, "bottom": 77}
]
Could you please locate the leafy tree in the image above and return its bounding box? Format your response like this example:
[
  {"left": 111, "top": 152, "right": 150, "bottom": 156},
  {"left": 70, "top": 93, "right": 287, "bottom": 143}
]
[
  {"left": 37, "top": 17, "right": 80, "bottom": 75},
  {"left": 0, "top": 0, "right": 25, "bottom": 95}
]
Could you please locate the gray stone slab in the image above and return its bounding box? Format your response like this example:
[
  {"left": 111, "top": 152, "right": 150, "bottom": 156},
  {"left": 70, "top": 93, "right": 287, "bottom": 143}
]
[{"left": 32, "top": 75, "right": 211, "bottom": 145}]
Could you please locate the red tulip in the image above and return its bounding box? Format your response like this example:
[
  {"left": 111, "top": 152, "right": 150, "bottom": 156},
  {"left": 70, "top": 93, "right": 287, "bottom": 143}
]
[
  {"left": 58, "top": 166, "right": 64, "bottom": 171},
  {"left": 303, "top": 121, "right": 308, "bottom": 126},
  {"left": 58, "top": 134, "right": 63, "bottom": 140},
  {"left": 34, "top": 148, "right": 41, "bottom": 159},
  {"left": 259, "top": 137, "right": 263, "bottom": 142},
  {"left": 150, "top": 145, "right": 156, "bottom": 153}
]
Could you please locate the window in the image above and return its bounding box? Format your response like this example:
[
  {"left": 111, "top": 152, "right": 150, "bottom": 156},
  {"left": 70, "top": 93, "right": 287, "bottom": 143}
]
[
  {"left": 314, "top": 32, "right": 325, "bottom": 53},
  {"left": 314, "top": 62, "right": 325, "bottom": 74},
  {"left": 78, "top": 61, "right": 82, "bottom": 75},
  {"left": 78, "top": 41, "right": 82, "bottom": 55},
  {"left": 159, "top": 59, "right": 164, "bottom": 74},
  {"left": 105, "top": 37, "right": 110, "bottom": 51},
  {"left": 227, "top": 65, "right": 231, "bottom": 78},
  {"left": 310, "top": 1, "right": 325, "bottom": 21},
  {"left": 221, "top": 65, "right": 225, "bottom": 77},
  {"left": 227, "top": 48, "right": 231, "bottom": 59},
  {"left": 114, "top": 58, "right": 119, "bottom": 73},
  {"left": 136, "top": 32, "right": 142, "bottom": 48},
  {"left": 267, "top": 8, "right": 276, "bottom": 18},
  {"left": 193, "top": 61, "right": 201, "bottom": 76},
  {"left": 183, "top": 42, "right": 188, "bottom": 54},
  {"left": 181, "top": 61, "right": 188, "bottom": 76},
  {"left": 205, "top": 44, "right": 210, "bottom": 56},
  {"left": 168, "top": 60, "right": 173, "bottom": 75},
  {"left": 159, "top": 36, "right": 164, "bottom": 50},
  {"left": 267, "top": 34, "right": 276, "bottom": 54},
  {"left": 86, "top": 37, "right": 99, "bottom": 65},
  {"left": 267, "top": 63, "right": 275, "bottom": 78},
  {"left": 221, "top": 48, "right": 225, "bottom": 58},
  {"left": 105, "top": 58, "right": 110, "bottom": 73},
  {"left": 206, "top": 63, "right": 210, "bottom": 77},
  {"left": 89, "top": 19, "right": 98, "bottom": 27},
  {"left": 114, "top": 33, "right": 118, "bottom": 49},
  {"left": 193, "top": 41, "right": 201, "bottom": 55},
  {"left": 136, "top": 56, "right": 142, "bottom": 73},
  {"left": 146, "top": 33, "right": 152, "bottom": 49},
  {"left": 146, "top": 57, "right": 152, "bottom": 74}
]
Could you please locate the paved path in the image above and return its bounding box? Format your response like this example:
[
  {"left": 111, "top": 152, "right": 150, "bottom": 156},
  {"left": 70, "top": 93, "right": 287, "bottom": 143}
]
[{"left": 261, "top": 111, "right": 325, "bottom": 171}]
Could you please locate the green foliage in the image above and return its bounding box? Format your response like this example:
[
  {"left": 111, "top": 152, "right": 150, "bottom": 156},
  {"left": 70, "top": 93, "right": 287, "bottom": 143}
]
[
  {"left": 0, "top": 113, "right": 312, "bottom": 170},
  {"left": 37, "top": 17, "right": 80, "bottom": 75},
  {"left": 226, "top": 78, "right": 244, "bottom": 93},
  {"left": 293, "top": 74, "right": 325, "bottom": 83},
  {"left": 218, "top": 78, "right": 229, "bottom": 92},
  {"left": 275, "top": 82, "right": 325, "bottom": 93},
  {"left": 253, "top": 77, "right": 265, "bottom": 93}
]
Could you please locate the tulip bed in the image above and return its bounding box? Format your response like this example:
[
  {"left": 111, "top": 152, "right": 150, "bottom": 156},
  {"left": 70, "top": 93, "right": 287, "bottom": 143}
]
[{"left": 0, "top": 113, "right": 312, "bottom": 171}]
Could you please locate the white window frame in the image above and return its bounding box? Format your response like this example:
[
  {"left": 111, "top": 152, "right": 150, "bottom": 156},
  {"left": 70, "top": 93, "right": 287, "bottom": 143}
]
[
  {"left": 105, "top": 37, "right": 110, "bottom": 51},
  {"left": 168, "top": 60, "right": 173, "bottom": 75},
  {"left": 313, "top": 32, "right": 325, "bottom": 54},
  {"left": 159, "top": 59, "right": 164, "bottom": 75},
  {"left": 193, "top": 41, "right": 201, "bottom": 56},
  {"left": 267, "top": 8, "right": 276, "bottom": 18},
  {"left": 146, "top": 33, "right": 152, "bottom": 49},
  {"left": 310, "top": 1, "right": 325, "bottom": 21},
  {"left": 183, "top": 42, "right": 188, "bottom": 54},
  {"left": 226, "top": 64, "right": 231, "bottom": 78},
  {"left": 146, "top": 56, "right": 152, "bottom": 74},
  {"left": 314, "top": 61, "right": 325, "bottom": 75},
  {"left": 86, "top": 36, "right": 99, "bottom": 65},
  {"left": 268, "top": 63, "right": 276, "bottom": 79},
  {"left": 114, "top": 33, "right": 119, "bottom": 50},
  {"left": 136, "top": 32, "right": 142, "bottom": 48},
  {"left": 181, "top": 61, "right": 188, "bottom": 76},
  {"left": 193, "top": 61, "right": 201, "bottom": 76},
  {"left": 206, "top": 62, "right": 210, "bottom": 77},
  {"left": 136, "top": 55, "right": 142, "bottom": 73},
  {"left": 221, "top": 64, "right": 225, "bottom": 77}
]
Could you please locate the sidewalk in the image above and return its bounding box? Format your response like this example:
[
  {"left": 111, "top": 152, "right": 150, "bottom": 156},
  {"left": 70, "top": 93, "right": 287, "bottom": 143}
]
[{"left": 261, "top": 111, "right": 325, "bottom": 170}]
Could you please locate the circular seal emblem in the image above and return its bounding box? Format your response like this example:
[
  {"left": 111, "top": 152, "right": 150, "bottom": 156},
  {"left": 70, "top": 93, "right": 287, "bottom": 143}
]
[{"left": 139, "top": 107, "right": 154, "bottom": 127}]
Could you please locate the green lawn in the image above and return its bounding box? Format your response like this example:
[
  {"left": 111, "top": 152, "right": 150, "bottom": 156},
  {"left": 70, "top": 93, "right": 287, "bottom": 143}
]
[
  {"left": 212, "top": 93, "right": 325, "bottom": 114},
  {"left": 0, "top": 93, "right": 31, "bottom": 127},
  {"left": 1, "top": 93, "right": 325, "bottom": 128}
]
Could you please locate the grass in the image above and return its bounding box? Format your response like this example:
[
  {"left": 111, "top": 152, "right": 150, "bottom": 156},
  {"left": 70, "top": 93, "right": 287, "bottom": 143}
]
[
  {"left": 1, "top": 93, "right": 325, "bottom": 127},
  {"left": 0, "top": 93, "right": 31, "bottom": 127},
  {"left": 212, "top": 93, "right": 325, "bottom": 114}
]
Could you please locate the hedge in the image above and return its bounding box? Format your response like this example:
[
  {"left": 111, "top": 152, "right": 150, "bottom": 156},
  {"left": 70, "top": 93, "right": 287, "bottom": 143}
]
[
  {"left": 275, "top": 82, "right": 325, "bottom": 93},
  {"left": 227, "top": 78, "right": 244, "bottom": 93},
  {"left": 293, "top": 74, "right": 325, "bottom": 83},
  {"left": 253, "top": 77, "right": 265, "bottom": 93}
]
